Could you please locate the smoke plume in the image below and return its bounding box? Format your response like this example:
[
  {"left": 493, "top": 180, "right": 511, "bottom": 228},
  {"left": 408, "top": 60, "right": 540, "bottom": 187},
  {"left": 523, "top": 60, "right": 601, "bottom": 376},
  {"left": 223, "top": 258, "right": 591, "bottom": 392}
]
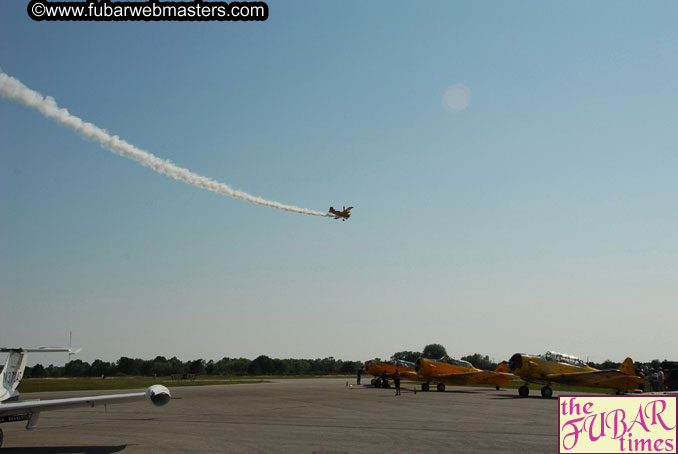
[{"left": 0, "top": 71, "right": 330, "bottom": 217}]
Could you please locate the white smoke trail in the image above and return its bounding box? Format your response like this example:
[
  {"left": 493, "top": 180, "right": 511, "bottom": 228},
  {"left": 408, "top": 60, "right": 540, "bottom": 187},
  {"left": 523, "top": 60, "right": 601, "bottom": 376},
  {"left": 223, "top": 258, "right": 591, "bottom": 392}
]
[{"left": 0, "top": 71, "right": 331, "bottom": 217}]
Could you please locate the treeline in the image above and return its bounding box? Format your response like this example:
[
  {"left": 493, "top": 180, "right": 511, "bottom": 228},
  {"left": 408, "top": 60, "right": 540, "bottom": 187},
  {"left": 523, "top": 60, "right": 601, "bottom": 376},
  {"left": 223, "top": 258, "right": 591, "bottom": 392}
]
[
  {"left": 24, "top": 355, "right": 363, "bottom": 378},
  {"left": 23, "top": 344, "right": 652, "bottom": 378}
]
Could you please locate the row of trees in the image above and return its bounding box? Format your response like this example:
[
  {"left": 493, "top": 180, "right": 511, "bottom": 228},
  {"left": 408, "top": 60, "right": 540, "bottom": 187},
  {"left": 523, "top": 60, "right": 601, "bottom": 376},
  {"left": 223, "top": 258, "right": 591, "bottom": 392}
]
[
  {"left": 24, "top": 344, "right": 653, "bottom": 378},
  {"left": 24, "top": 355, "right": 364, "bottom": 378},
  {"left": 22, "top": 344, "right": 502, "bottom": 378}
]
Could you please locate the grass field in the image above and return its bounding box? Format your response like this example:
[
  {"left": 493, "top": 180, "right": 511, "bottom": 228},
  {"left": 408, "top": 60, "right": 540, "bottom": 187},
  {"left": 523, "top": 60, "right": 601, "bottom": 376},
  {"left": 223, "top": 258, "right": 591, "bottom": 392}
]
[
  {"left": 18, "top": 375, "right": 355, "bottom": 393},
  {"left": 18, "top": 377, "right": 269, "bottom": 393},
  {"left": 19, "top": 375, "right": 642, "bottom": 395}
]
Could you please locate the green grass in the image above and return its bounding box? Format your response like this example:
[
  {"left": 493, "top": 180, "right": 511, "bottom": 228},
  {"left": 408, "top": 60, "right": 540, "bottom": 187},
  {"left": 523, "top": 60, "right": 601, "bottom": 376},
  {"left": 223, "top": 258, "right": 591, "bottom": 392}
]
[
  {"left": 18, "top": 377, "right": 269, "bottom": 393},
  {"left": 241, "top": 374, "right": 355, "bottom": 380},
  {"left": 18, "top": 374, "right": 355, "bottom": 393},
  {"left": 21, "top": 375, "right": 636, "bottom": 395}
]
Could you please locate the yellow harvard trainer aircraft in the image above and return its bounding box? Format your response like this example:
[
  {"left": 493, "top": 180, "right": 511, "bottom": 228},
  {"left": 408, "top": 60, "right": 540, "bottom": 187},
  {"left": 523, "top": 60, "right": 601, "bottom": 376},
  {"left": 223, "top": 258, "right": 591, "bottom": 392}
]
[
  {"left": 415, "top": 357, "right": 513, "bottom": 392},
  {"left": 508, "top": 351, "right": 644, "bottom": 398},
  {"left": 364, "top": 359, "right": 418, "bottom": 387}
]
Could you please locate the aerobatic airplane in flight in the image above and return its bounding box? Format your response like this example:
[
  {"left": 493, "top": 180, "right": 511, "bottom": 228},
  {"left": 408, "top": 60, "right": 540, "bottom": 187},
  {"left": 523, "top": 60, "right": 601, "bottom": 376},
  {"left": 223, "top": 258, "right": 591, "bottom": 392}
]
[
  {"left": 0, "top": 347, "right": 171, "bottom": 448},
  {"left": 328, "top": 206, "right": 353, "bottom": 221},
  {"left": 508, "top": 351, "right": 644, "bottom": 398}
]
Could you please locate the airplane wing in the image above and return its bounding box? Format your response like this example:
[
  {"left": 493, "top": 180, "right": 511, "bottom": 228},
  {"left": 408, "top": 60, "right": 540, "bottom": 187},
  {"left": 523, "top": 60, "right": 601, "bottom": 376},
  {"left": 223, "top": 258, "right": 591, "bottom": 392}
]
[
  {"left": 543, "top": 370, "right": 628, "bottom": 385},
  {"left": 399, "top": 371, "right": 419, "bottom": 380},
  {"left": 0, "top": 348, "right": 81, "bottom": 354},
  {"left": 438, "top": 371, "right": 514, "bottom": 386},
  {"left": 0, "top": 385, "right": 170, "bottom": 428}
]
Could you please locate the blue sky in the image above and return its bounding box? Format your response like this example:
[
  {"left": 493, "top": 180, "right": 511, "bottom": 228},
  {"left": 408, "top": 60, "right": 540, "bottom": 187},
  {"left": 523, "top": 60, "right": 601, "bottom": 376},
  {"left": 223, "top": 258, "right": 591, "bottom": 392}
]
[{"left": 1, "top": 1, "right": 676, "bottom": 366}]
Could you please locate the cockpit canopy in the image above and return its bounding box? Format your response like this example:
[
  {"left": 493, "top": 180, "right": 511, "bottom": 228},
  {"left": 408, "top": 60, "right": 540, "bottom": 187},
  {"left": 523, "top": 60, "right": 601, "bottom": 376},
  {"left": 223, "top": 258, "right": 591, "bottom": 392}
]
[
  {"left": 391, "top": 359, "right": 415, "bottom": 368},
  {"left": 368, "top": 359, "right": 415, "bottom": 368},
  {"left": 444, "top": 357, "right": 474, "bottom": 369},
  {"left": 544, "top": 351, "right": 586, "bottom": 367}
]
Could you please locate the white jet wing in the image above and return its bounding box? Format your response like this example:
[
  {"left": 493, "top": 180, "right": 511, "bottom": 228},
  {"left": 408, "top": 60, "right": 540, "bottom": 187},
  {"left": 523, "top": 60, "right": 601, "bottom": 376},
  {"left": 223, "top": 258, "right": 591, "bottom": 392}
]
[
  {"left": 0, "top": 385, "right": 170, "bottom": 420},
  {"left": 0, "top": 347, "right": 82, "bottom": 354}
]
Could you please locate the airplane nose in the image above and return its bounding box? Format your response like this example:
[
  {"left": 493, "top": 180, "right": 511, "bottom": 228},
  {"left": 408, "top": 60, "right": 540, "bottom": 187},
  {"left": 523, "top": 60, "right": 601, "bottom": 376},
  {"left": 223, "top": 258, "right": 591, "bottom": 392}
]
[{"left": 508, "top": 354, "right": 523, "bottom": 372}]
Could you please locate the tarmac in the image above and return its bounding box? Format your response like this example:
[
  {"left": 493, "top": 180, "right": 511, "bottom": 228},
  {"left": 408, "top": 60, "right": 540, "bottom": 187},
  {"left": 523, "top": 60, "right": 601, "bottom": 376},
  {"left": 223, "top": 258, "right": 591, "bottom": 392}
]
[{"left": 2, "top": 378, "right": 560, "bottom": 453}]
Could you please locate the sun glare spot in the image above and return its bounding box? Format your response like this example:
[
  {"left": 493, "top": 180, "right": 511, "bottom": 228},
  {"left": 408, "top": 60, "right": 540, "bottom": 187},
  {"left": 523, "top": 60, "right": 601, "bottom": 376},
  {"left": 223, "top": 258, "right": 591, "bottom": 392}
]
[{"left": 443, "top": 83, "right": 471, "bottom": 112}]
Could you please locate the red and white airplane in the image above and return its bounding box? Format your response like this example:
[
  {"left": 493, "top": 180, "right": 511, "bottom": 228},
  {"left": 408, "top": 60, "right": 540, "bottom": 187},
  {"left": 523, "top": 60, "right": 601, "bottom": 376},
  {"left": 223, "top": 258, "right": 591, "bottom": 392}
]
[
  {"left": 328, "top": 206, "right": 353, "bottom": 221},
  {"left": 0, "top": 347, "right": 171, "bottom": 448}
]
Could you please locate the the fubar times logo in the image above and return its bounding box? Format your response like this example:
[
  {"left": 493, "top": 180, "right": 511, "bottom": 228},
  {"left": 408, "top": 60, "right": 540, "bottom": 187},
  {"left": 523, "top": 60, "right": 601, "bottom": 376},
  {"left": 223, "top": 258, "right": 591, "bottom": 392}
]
[{"left": 559, "top": 395, "right": 677, "bottom": 453}]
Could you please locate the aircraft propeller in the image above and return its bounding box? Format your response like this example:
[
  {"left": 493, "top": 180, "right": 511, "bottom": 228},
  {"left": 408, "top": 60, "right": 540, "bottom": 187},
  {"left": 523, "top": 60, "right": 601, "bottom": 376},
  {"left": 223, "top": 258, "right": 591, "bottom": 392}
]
[{"left": 508, "top": 354, "right": 523, "bottom": 372}]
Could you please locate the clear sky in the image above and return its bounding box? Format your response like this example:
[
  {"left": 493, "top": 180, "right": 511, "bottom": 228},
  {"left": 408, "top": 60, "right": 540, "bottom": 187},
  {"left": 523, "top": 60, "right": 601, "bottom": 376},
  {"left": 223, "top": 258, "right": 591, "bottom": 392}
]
[{"left": 1, "top": 1, "right": 676, "bottom": 367}]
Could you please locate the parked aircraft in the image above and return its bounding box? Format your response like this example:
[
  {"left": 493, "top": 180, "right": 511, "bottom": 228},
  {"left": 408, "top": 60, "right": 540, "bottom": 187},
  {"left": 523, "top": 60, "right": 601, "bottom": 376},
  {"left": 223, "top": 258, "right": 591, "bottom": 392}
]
[
  {"left": 415, "top": 357, "right": 513, "bottom": 392},
  {"left": 0, "top": 347, "right": 171, "bottom": 448},
  {"left": 328, "top": 206, "right": 353, "bottom": 221},
  {"left": 364, "top": 359, "right": 417, "bottom": 387},
  {"left": 508, "top": 351, "right": 644, "bottom": 398}
]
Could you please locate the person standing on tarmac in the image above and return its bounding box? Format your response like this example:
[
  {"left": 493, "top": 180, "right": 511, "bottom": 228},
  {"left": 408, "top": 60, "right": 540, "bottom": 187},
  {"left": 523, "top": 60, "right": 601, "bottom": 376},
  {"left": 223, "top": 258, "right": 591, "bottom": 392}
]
[
  {"left": 658, "top": 368, "right": 665, "bottom": 391},
  {"left": 393, "top": 368, "right": 401, "bottom": 396}
]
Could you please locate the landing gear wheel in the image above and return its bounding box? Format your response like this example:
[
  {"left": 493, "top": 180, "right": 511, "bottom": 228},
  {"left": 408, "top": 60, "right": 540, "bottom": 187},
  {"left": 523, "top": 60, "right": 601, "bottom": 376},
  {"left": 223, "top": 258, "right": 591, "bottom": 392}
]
[
  {"left": 374, "top": 378, "right": 381, "bottom": 388},
  {"left": 421, "top": 383, "right": 430, "bottom": 392},
  {"left": 496, "top": 386, "right": 500, "bottom": 390},
  {"left": 541, "top": 386, "right": 553, "bottom": 398},
  {"left": 437, "top": 383, "right": 446, "bottom": 392},
  {"left": 519, "top": 385, "right": 529, "bottom": 397},
  {"left": 370, "top": 378, "right": 376, "bottom": 386}
]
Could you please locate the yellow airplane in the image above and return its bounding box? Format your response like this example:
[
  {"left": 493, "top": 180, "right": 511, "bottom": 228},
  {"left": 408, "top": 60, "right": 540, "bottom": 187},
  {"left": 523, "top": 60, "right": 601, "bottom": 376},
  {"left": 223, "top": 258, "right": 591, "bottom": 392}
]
[
  {"left": 415, "top": 357, "right": 513, "bottom": 392},
  {"left": 364, "top": 359, "right": 418, "bottom": 387},
  {"left": 508, "top": 351, "right": 645, "bottom": 398}
]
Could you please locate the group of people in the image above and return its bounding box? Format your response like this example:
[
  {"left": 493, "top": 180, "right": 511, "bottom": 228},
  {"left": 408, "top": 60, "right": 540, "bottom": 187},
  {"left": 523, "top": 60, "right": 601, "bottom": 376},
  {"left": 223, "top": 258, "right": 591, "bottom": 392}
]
[
  {"left": 356, "top": 366, "right": 401, "bottom": 396},
  {"left": 634, "top": 362, "right": 672, "bottom": 392},
  {"left": 649, "top": 367, "right": 667, "bottom": 392}
]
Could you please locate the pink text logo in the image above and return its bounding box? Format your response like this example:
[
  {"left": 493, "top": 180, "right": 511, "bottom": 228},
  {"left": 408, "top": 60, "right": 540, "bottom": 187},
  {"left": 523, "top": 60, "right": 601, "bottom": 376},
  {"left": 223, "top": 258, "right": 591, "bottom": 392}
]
[{"left": 559, "top": 395, "right": 676, "bottom": 453}]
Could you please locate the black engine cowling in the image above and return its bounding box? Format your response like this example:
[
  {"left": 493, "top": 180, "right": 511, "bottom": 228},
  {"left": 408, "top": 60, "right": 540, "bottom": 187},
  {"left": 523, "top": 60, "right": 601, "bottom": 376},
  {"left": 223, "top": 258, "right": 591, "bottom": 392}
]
[{"left": 508, "top": 354, "right": 523, "bottom": 372}]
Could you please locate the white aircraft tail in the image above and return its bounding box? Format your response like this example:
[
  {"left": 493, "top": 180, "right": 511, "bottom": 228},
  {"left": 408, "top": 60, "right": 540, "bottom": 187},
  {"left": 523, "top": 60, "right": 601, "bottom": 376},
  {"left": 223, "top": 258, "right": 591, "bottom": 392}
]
[{"left": 0, "top": 347, "right": 80, "bottom": 402}]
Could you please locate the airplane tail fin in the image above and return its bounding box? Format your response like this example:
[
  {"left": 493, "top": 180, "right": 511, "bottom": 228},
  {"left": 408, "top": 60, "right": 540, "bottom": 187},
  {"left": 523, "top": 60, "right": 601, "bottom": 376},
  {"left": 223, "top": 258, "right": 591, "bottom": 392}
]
[
  {"left": 494, "top": 362, "right": 510, "bottom": 373},
  {"left": 0, "top": 347, "right": 79, "bottom": 402},
  {"left": 0, "top": 350, "right": 29, "bottom": 401},
  {"left": 619, "top": 357, "right": 635, "bottom": 376}
]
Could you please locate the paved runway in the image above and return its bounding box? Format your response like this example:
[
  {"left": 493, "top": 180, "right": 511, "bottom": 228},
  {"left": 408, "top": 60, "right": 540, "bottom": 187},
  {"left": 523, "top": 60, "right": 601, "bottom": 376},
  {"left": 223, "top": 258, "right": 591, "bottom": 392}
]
[{"left": 2, "top": 379, "right": 560, "bottom": 453}]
